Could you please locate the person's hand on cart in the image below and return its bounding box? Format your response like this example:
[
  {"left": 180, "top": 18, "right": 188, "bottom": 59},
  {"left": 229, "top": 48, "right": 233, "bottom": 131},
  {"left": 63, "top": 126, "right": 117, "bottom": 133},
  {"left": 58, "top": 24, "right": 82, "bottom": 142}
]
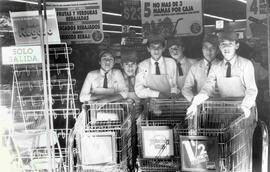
[
  {"left": 241, "top": 105, "right": 251, "bottom": 118},
  {"left": 185, "top": 103, "right": 197, "bottom": 119}
]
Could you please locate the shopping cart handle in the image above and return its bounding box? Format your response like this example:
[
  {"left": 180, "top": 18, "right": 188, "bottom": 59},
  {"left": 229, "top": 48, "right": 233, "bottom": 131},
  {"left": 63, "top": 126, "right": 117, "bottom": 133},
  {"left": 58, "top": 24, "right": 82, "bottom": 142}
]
[{"left": 258, "top": 120, "right": 268, "bottom": 172}]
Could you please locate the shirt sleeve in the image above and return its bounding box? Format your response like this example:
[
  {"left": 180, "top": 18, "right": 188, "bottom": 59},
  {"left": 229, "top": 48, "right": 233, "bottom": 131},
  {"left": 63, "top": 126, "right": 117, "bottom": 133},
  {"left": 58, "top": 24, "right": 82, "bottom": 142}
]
[
  {"left": 242, "top": 61, "right": 258, "bottom": 109},
  {"left": 134, "top": 64, "right": 160, "bottom": 98},
  {"left": 114, "top": 70, "right": 128, "bottom": 99},
  {"left": 182, "top": 66, "right": 196, "bottom": 102},
  {"left": 79, "top": 72, "right": 93, "bottom": 102}
]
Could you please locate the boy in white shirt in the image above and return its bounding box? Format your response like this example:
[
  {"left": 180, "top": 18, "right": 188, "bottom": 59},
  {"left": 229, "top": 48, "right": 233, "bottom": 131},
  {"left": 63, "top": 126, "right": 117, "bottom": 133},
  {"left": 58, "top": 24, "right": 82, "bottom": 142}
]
[
  {"left": 135, "top": 33, "right": 178, "bottom": 99},
  {"left": 80, "top": 50, "right": 128, "bottom": 103},
  {"left": 187, "top": 31, "right": 258, "bottom": 118}
]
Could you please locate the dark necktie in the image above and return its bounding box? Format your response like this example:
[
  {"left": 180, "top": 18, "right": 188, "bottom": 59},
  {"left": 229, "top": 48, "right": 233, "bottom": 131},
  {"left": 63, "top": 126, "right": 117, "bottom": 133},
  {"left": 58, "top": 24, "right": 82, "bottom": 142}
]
[
  {"left": 128, "top": 76, "right": 135, "bottom": 92},
  {"left": 103, "top": 72, "right": 108, "bottom": 88},
  {"left": 155, "top": 62, "right": 160, "bottom": 75},
  {"left": 177, "top": 62, "right": 183, "bottom": 76},
  {"left": 207, "top": 62, "right": 212, "bottom": 76},
  {"left": 226, "top": 62, "right": 231, "bottom": 77}
]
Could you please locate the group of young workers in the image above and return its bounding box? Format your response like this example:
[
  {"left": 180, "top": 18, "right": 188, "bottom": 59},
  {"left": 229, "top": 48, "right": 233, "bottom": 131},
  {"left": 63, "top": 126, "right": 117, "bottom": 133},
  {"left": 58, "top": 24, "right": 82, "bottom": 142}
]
[{"left": 80, "top": 30, "right": 257, "bottom": 119}]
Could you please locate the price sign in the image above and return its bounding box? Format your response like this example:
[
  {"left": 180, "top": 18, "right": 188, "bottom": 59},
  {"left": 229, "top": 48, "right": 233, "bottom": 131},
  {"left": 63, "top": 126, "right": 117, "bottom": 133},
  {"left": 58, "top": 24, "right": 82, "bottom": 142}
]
[
  {"left": 180, "top": 136, "right": 219, "bottom": 172},
  {"left": 121, "top": 0, "right": 141, "bottom": 25}
]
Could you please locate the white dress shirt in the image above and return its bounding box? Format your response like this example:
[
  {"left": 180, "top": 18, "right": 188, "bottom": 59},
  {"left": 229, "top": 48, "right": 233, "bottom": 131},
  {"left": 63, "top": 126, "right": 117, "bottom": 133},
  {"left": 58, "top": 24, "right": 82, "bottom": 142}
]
[
  {"left": 135, "top": 56, "right": 178, "bottom": 98},
  {"left": 194, "top": 56, "right": 258, "bottom": 109},
  {"left": 182, "top": 58, "right": 220, "bottom": 101},
  {"left": 176, "top": 56, "right": 197, "bottom": 90},
  {"left": 80, "top": 69, "right": 128, "bottom": 102}
]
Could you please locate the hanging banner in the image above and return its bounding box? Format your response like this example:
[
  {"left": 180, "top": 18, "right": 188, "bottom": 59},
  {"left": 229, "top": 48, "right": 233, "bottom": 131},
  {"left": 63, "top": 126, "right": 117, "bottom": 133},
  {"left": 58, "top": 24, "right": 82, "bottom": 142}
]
[
  {"left": 10, "top": 9, "right": 61, "bottom": 45},
  {"left": 246, "top": 0, "right": 268, "bottom": 39},
  {"left": 47, "top": 0, "right": 103, "bottom": 44},
  {"left": 141, "top": 0, "right": 203, "bottom": 38},
  {"left": 121, "top": 0, "right": 141, "bottom": 26},
  {"left": 1, "top": 46, "right": 42, "bottom": 65}
]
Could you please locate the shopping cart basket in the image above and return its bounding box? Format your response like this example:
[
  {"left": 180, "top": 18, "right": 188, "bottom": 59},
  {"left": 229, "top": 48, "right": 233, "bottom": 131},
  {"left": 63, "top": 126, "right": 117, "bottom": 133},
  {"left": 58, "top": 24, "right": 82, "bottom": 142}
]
[
  {"left": 12, "top": 130, "right": 66, "bottom": 172},
  {"left": 136, "top": 98, "right": 190, "bottom": 172},
  {"left": 174, "top": 98, "right": 268, "bottom": 172},
  {"left": 68, "top": 101, "right": 136, "bottom": 172}
]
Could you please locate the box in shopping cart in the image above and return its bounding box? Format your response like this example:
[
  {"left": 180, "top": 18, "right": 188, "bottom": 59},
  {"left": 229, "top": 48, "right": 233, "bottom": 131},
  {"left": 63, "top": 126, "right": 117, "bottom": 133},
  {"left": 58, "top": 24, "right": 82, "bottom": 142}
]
[
  {"left": 141, "top": 126, "right": 174, "bottom": 158},
  {"left": 179, "top": 136, "right": 219, "bottom": 172},
  {"left": 71, "top": 102, "right": 136, "bottom": 172},
  {"left": 174, "top": 100, "right": 258, "bottom": 172},
  {"left": 136, "top": 99, "right": 191, "bottom": 171}
]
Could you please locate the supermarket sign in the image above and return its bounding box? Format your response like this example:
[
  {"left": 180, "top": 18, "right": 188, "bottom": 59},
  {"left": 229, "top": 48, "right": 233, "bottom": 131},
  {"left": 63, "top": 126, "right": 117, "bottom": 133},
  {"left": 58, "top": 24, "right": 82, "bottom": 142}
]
[
  {"left": 180, "top": 136, "right": 219, "bottom": 172},
  {"left": 141, "top": 0, "right": 203, "bottom": 38},
  {"left": 47, "top": 0, "right": 103, "bottom": 44},
  {"left": 1, "top": 46, "right": 42, "bottom": 65},
  {"left": 10, "top": 9, "right": 60, "bottom": 45}
]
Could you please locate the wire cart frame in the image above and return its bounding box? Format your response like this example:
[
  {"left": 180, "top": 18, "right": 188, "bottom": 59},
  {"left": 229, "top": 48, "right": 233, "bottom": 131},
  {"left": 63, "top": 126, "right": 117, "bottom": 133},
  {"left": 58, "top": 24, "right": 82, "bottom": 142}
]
[
  {"left": 136, "top": 98, "right": 190, "bottom": 172},
  {"left": 68, "top": 101, "right": 136, "bottom": 172},
  {"left": 136, "top": 98, "right": 268, "bottom": 172}
]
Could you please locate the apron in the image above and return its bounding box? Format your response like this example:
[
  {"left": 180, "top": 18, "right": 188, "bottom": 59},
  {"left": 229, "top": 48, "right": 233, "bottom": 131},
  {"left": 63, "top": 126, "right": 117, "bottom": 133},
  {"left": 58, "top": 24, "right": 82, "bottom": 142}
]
[
  {"left": 145, "top": 59, "right": 172, "bottom": 94},
  {"left": 177, "top": 76, "right": 185, "bottom": 90},
  {"left": 217, "top": 76, "right": 245, "bottom": 98}
]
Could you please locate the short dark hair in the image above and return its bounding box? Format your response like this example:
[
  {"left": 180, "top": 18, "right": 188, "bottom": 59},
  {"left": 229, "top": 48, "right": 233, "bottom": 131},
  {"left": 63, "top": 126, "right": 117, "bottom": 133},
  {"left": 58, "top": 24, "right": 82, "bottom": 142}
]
[{"left": 98, "top": 49, "right": 114, "bottom": 61}]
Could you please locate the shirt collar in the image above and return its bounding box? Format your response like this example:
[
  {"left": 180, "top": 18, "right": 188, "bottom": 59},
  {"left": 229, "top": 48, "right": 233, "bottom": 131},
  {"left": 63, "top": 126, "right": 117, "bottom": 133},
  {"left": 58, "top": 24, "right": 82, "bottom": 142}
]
[
  {"left": 100, "top": 68, "right": 112, "bottom": 76},
  {"left": 223, "top": 55, "right": 237, "bottom": 65},
  {"left": 203, "top": 58, "right": 215, "bottom": 65},
  {"left": 123, "top": 72, "right": 135, "bottom": 79},
  {"left": 177, "top": 56, "right": 186, "bottom": 64},
  {"left": 151, "top": 56, "right": 164, "bottom": 65}
]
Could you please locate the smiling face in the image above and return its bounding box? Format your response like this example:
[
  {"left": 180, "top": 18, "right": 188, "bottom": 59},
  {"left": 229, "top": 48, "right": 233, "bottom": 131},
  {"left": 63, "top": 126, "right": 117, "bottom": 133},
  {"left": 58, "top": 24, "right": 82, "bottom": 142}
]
[
  {"left": 202, "top": 42, "right": 218, "bottom": 61},
  {"left": 168, "top": 44, "right": 184, "bottom": 60},
  {"left": 99, "top": 52, "right": 115, "bottom": 72},
  {"left": 147, "top": 42, "right": 165, "bottom": 61},
  {"left": 219, "top": 40, "right": 239, "bottom": 61},
  {"left": 122, "top": 61, "right": 137, "bottom": 76}
]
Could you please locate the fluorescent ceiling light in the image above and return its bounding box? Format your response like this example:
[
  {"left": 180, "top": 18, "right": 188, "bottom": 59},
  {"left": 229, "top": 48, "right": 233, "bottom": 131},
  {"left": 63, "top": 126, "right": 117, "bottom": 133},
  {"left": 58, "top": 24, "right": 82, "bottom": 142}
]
[
  {"left": 234, "top": 19, "right": 247, "bottom": 22},
  {"left": 102, "top": 12, "right": 122, "bottom": 17},
  {"left": 130, "top": 25, "right": 142, "bottom": 29},
  {"left": 103, "top": 30, "right": 122, "bottom": 34},
  {"left": 103, "top": 23, "right": 122, "bottom": 27},
  {"left": 236, "top": 0, "right": 247, "bottom": 4},
  {"left": 8, "top": 0, "right": 38, "bottom": 5},
  {"left": 103, "top": 30, "right": 142, "bottom": 35},
  {"left": 204, "top": 13, "right": 233, "bottom": 22},
  {"left": 204, "top": 25, "right": 215, "bottom": 27}
]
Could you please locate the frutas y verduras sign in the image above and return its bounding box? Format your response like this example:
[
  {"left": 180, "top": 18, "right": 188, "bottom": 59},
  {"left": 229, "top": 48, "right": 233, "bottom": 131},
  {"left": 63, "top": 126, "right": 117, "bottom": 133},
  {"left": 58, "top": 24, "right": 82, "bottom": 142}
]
[{"left": 47, "top": 0, "right": 103, "bottom": 44}]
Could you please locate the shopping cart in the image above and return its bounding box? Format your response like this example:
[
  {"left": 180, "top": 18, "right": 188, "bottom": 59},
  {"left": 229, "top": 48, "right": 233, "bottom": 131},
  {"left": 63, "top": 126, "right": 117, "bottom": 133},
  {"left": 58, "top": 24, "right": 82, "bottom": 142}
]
[
  {"left": 173, "top": 98, "right": 268, "bottom": 172},
  {"left": 136, "top": 98, "right": 190, "bottom": 172},
  {"left": 68, "top": 101, "right": 136, "bottom": 172},
  {"left": 136, "top": 98, "right": 268, "bottom": 172},
  {"left": 11, "top": 130, "right": 66, "bottom": 172}
]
